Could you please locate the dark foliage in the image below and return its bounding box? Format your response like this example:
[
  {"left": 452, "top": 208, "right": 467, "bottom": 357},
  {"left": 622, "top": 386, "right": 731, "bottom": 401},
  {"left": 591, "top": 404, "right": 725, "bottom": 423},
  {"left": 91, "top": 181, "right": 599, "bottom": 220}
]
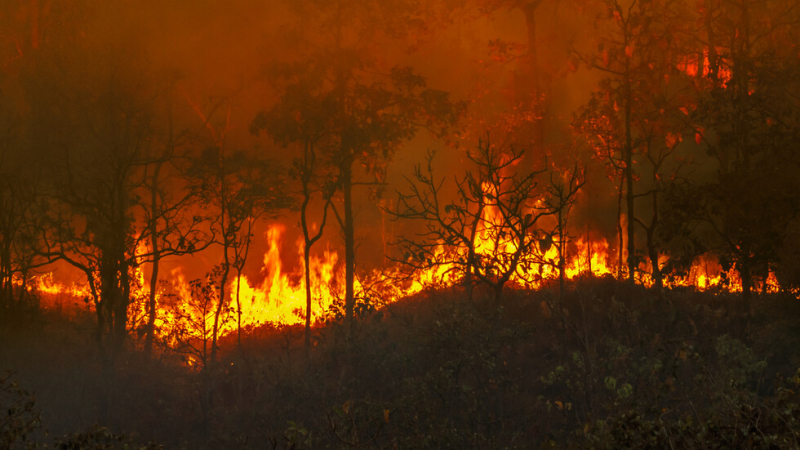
[{"left": 4, "top": 282, "right": 800, "bottom": 449}]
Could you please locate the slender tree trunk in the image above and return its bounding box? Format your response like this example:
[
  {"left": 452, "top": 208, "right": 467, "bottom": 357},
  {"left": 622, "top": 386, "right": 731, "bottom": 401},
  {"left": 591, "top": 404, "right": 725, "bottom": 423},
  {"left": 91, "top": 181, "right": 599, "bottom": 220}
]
[
  {"left": 304, "top": 244, "right": 313, "bottom": 352},
  {"left": 624, "top": 63, "right": 636, "bottom": 284},
  {"left": 235, "top": 218, "right": 255, "bottom": 354},
  {"left": 523, "top": 1, "right": 544, "bottom": 148},
  {"left": 740, "top": 257, "right": 752, "bottom": 323},
  {"left": 523, "top": 1, "right": 541, "bottom": 102},
  {"left": 18, "top": 272, "right": 27, "bottom": 307},
  {"left": 648, "top": 192, "right": 662, "bottom": 290},
  {"left": 211, "top": 152, "right": 229, "bottom": 369},
  {"left": 300, "top": 176, "right": 314, "bottom": 353},
  {"left": 464, "top": 206, "right": 484, "bottom": 302},
  {"left": 465, "top": 250, "right": 475, "bottom": 301},
  {"left": 558, "top": 207, "right": 565, "bottom": 297},
  {"left": 145, "top": 251, "right": 160, "bottom": 354},
  {"left": 646, "top": 230, "right": 662, "bottom": 290},
  {"left": 145, "top": 162, "right": 163, "bottom": 357},
  {"left": 494, "top": 283, "right": 504, "bottom": 302},
  {"left": 114, "top": 256, "right": 130, "bottom": 355},
  {"left": 706, "top": 0, "right": 719, "bottom": 84},
  {"left": 211, "top": 251, "right": 229, "bottom": 367},
  {"left": 586, "top": 186, "right": 592, "bottom": 275},
  {"left": 342, "top": 158, "right": 356, "bottom": 332},
  {"left": 0, "top": 234, "right": 12, "bottom": 305},
  {"left": 236, "top": 268, "right": 243, "bottom": 350},
  {"left": 617, "top": 178, "right": 624, "bottom": 279}
]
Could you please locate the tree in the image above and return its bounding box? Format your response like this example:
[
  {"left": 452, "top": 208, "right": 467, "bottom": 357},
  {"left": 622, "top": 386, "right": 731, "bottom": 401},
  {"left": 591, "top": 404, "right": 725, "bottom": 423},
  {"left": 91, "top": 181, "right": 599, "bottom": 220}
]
[
  {"left": 690, "top": 0, "right": 800, "bottom": 308},
  {"left": 186, "top": 101, "right": 290, "bottom": 367},
  {"left": 27, "top": 50, "right": 159, "bottom": 367},
  {"left": 0, "top": 79, "right": 47, "bottom": 311},
  {"left": 135, "top": 94, "right": 214, "bottom": 357},
  {"left": 544, "top": 160, "right": 586, "bottom": 296},
  {"left": 389, "top": 137, "right": 581, "bottom": 300},
  {"left": 254, "top": 0, "right": 463, "bottom": 329},
  {"left": 573, "top": 0, "right": 687, "bottom": 284},
  {"left": 251, "top": 81, "right": 335, "bottom": 353}
]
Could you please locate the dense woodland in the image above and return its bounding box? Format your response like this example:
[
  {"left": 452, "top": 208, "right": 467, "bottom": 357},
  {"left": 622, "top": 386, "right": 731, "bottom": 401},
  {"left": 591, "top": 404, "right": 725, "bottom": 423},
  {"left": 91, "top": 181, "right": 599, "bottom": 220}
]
[{"left": 2, "top": 0, "right": 800, "bottom": 448}]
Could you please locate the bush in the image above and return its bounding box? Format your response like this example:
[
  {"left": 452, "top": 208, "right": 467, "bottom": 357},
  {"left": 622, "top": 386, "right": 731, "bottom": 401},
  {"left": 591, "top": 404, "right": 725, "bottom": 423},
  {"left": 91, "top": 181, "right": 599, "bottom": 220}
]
[{"left": 0, "top": 373, "right": 41, "bottom": 450}]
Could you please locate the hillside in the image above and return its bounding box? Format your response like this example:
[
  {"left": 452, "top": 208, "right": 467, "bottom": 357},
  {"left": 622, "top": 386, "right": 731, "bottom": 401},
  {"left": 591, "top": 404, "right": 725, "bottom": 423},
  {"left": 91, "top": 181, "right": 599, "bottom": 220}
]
[{"left": 3, "top": 280, "right": 800, "bottom": 449}]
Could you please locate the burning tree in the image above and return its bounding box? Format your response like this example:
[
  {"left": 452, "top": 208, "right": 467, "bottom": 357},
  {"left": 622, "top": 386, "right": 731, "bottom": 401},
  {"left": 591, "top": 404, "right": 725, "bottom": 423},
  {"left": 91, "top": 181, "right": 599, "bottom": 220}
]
[
  {"left": 170, "top": 270, "right": 229, "bottom": 372},
  {"left": 250, "top": 79, "right": 335, "bottom": 352},
  {"left": 27, "top": 49, "right": 160, "bottom": 366},
  {"left": 135, "top": 92, "right": 215, "bottom": 357},
  {"left": 255, "top": 0, "right": 463, "bottom": 331},
  {"left": 573, "top": 0, "right": 691, "bottom": 285},
  {"left": 389, "top": 137, "right": 583, "bottom": 300},
  {"left": 186, "top": 106, "right": 290, "bottom": 365},
  {"left": 0, "top": 85, "right": 47, "bottom": 311},
  {"left": 544, "top": 160, "right": 587, "bottom": 296},
  {"left": 688, "top": 0, "right": 800, "bottom": 309}
]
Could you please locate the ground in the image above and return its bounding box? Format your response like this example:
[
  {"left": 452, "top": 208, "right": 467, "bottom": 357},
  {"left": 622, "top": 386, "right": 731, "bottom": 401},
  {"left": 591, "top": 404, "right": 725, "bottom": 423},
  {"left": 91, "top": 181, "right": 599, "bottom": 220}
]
[{"left": 2, "top": 278, "right": 800, "bottom": 449}]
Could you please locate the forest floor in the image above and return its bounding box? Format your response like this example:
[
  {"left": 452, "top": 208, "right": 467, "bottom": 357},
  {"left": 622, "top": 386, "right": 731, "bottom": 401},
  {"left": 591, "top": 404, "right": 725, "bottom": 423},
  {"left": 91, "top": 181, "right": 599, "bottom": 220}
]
[{"left": 3, "top": 277, "right": 800, "bottom": 449}]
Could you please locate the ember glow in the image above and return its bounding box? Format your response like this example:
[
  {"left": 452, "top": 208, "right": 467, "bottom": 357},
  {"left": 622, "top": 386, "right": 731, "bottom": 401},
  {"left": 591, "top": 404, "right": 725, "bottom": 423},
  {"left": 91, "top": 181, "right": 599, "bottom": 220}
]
[{"left": 27, "top": 220, "right": 777, "bottom": 348}]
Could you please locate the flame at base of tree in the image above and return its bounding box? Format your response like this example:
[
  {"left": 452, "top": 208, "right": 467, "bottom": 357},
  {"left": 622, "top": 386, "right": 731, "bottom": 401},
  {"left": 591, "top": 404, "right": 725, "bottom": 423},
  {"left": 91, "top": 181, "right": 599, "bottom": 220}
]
[{"left": 19, "top": 223, "right": 780, "bottom": 353}]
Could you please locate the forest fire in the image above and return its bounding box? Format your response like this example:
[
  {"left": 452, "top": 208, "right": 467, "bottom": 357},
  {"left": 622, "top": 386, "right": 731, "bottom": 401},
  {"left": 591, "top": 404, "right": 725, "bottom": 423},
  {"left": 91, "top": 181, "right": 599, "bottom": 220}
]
[
  {"left": 25, "top": 219, "right": 778, "bottom": 349},
  {"left": 2, "top": 0, "right": 800, "bottom": 447}
]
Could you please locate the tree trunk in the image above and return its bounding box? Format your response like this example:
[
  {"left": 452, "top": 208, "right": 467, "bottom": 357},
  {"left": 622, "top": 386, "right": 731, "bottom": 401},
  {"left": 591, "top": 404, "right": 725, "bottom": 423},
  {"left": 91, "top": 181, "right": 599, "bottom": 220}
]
[
  {"left": 145, "top": 162, "right": 163, "bottom": 357},
  {"left": 522, "top": 1, "right": 544, "bottom": 149},
  {"left": 624, "top": 63, "right": 636, "bottom": 284},
  {"left": 1, "top": 239, "right": 11, "bottom": 307},
  {"left": 145, "top": 249, "right": 160, "bottom": 355},
  {"left": 17, "top": 272, "right": 28, "bottom": 307},
  {"left": 212, "top": 156, "right": 230, "bottom": 369},
  {"left": 617, "top": 178, "right": 624, "bottom": 279},
  {"left": 211, "top": 254, "right": 230, "bottom": 367},
  {"left": 706, "top": 0, "right": 719, "bottom": 84},
  {"left": 464, "top": 205, "right": 484, "bottom": 302},
  {"left": 236, "top": 268, "right": 243, "bottom": 351},
  {"left": 557, "top": 206, "right": 566, "bottom": 298},
  {"left": 646, "top": 230, "right": 662, "bottom": 290},
  {"left": 522, "top": 1, "right": 541, "bottom": 103},
  {"left": 342, "top": 158, "right": 356, "bottom": 332},
  {"left": 114, "top": 256, "right": 130, "bottom": 355},
  {"left": 494, "top": 283, "right": 504, "bottom": 302},
  {"left": 648, "top": 192, "right": 662, "bottom": 290},
  {"left": 304, "top": 244, "right": 312, "bottom": 353},
  {"left": 740, "top": 258, "right": 752, "bottom": 317}
]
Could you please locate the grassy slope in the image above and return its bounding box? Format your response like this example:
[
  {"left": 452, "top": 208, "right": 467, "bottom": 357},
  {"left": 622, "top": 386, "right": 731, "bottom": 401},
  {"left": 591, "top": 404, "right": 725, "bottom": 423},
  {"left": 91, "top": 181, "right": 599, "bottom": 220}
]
[{"left": 3, "top": 278, "right": 800, "bottom": 448}]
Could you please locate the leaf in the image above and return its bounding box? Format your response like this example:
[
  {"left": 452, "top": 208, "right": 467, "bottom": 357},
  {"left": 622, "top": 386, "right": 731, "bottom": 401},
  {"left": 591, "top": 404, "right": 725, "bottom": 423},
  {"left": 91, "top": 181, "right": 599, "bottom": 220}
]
[{"left": 384, "top": 409, "right": 390, "bottom": 423}]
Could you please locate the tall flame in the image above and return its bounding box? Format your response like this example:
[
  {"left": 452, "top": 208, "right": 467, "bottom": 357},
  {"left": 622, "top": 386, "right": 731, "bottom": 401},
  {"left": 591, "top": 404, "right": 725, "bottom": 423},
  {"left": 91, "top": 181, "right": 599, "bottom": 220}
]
[{"left": 24, "top": 218, "right": 780, "bottom": 350}]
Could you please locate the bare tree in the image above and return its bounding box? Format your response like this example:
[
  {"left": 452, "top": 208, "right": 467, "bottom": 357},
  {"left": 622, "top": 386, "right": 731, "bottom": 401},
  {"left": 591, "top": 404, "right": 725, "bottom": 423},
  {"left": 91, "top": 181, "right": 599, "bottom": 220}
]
[
  {"left": 185, "top": 100, "right": 290, "bottom": 368},
  {"left": 389, "top": 136, "right": 581, "bottom": 300},
  {"left": 544, "top": 162, "right": 586, "bottom": 296}
]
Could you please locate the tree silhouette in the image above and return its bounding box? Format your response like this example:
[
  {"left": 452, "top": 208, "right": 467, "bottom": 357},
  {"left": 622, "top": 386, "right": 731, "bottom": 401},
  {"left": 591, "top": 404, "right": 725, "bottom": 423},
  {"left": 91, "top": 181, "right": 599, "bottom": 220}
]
[
  {"left": 389, "top": 137, "right": 581, "bottom": 300},
  {"left": 254, "top": 3, "right": 463, "bottom": 329}
]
